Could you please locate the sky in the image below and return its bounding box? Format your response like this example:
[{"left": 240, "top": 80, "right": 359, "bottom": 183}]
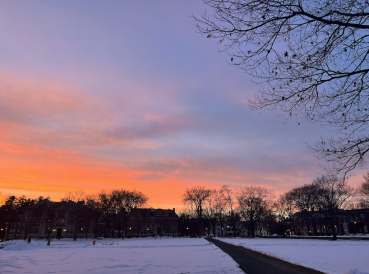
[{"left": 0, "top": 1, "right": 366, "bottom": 209}]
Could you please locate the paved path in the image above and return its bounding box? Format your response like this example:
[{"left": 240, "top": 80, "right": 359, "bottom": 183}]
[{"left": 206, "top": 238, "right": 326, "bottom": 274}]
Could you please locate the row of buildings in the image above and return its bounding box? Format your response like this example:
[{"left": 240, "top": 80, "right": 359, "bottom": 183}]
[
  {"left": 290, "top": 208, "right": 369, "bottom": 236},
  {"left": 2, "top": 200, "right": 179, "bottom": 240}
]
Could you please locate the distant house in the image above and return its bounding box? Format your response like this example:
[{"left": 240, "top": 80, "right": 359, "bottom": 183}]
[
  {"left": 126, "top": 208, "right": 179, "bottom": 237},
  {"left": 21, "top": 200, "right": 93, "bottom": 239},
  {"left": 2, "top": 216, "right": 22, "bottom": 240},
  {"left": 291, "top": 208, "right": 369, "bottom": 236}
]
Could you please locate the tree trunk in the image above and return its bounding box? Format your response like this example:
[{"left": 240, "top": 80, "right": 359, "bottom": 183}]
[
  {"left": 330, "top": 217, "right": 337, "bottom": 240},
  {"left": 289, "top": 216, "right": 292, "bottom": 235},
  {"left": 47, "top": 232, "right": 51, "bottom": 246},
  {"left": 304, "top": 216, "right": 311, "bottom": 236},
  {"left": 250, "top": 223, "right": 255, "bottom": 238}
]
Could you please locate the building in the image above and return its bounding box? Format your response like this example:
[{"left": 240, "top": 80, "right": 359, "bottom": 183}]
[
  {"left": 2, "top": 201, "right": 180, "bottom": 240},
  {"left": 126, "top": 208, "right": 179, "bottom": 237},
  {"left": 2, "top": 216, "right": 22, "bottom": 240},
  {"left": 22, "top": 200, "right": 93, "bottom": 239},
  {"left": 291, "top": 208, "right": 369, "bottom": 236}
]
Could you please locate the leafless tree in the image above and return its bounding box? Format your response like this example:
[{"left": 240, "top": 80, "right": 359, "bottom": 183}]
[
  {"left": 221, "top": 185, "right": 242, "bottom": 237},
  {"left": 182, "top": 185, "right": 212, "bottom": 234},
  {"left": 359, "top": 172, "right": 369, "bottom": 207},
  {"left": 97, "top": 190, "right": 118, "bottom": 238},
  {"left": 39, "top": 201, "right": 60, "bottom": 246},
  {"left": 203, "top": 189, "right": 225, "bottom": 236},
  {"left": 84, "top": 194, "right": 101, "bottom": 238},
  {"left": 277, "top": 194, "right": 295, "bottom": 234},
  {"left": 61, "top": 191, "right": 96, "bottom": 240},
  {"left": 70, "top": 201, "right": 95, "bottom": 240},
  {"left": 237, "top": 186, "right": 272, "bottom": 238},
  {"left": 109, "top": 189, "right": 148, "bottom": 239},
  {"left": 285, "top": 183, "right": 319, "bottom": 235},
  {"left": 195, "top": 0, "right": 369, "bottom": 175},
  {"left": 61, "top": 190, "right": 86, "bottom": 202},
  {"left": 314, "top": 175, "right": 354, "bottom": 240}
]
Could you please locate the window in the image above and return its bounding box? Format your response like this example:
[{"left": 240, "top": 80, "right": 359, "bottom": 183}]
[
  {"left": 322, "top": 226, "right": 326, "bottom": 233},
  {"left": 316, "top": 225, "right": 320, "bottom": 233},
  {"left": 295, "top": 227, "right": 299, "bottom": 233},
  {"left": 364, "top": 225, "right": 368, "bottom": 233}
]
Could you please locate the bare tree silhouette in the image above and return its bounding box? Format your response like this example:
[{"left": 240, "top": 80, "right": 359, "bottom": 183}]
[
  {"left": 237, "top": 186, "right": 272, "bottom": 238},
  {"left": 359, "top": 172, "right": 369, "bottom": 207},
  {"left": 183, "top": 186, "right": 212, "bottom": 235},
  {"left": 195, "top": 0, "right": 369, "bottom": 175},
  {"left": 314, "top": 175, "right": 354, "bottom": 240}
]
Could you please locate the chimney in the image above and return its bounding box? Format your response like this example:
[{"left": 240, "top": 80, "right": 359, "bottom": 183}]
[{"left": 173, "top": 208, "right": 175, "bottom": 213}]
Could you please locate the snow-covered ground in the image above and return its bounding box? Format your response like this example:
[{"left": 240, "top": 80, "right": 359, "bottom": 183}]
[
  {"left": 0, "top": 237, "right": 242, "bottom": 274},
  {"left": 218, "top": 237, "right": 369, "bottom": 274}
]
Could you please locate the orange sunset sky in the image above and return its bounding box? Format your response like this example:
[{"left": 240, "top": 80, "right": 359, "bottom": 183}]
[{"left": 0, "top": 1, "right": 366, "bottom": 209}]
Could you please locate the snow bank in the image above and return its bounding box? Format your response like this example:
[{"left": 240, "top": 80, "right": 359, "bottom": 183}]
[
  {"left": 218, "top": 237, "right": 369, "bottom": 274},
  {"left": 0, "top": 237, "right": 243, "bottom": 274}
]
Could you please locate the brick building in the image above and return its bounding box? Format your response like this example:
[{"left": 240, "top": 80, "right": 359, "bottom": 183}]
[
  {"left": 291, "top": 208, "right": 369, "bottom": 236},
  {"left": 2, "top": 201, "right": 180, "bottom": 240},
  {"left": 126, "top": 208, "right": 179, "bottom": 237},
  {"left": 22, "top": 200, "right": 93, "bottom": 239},
  {"left": 2, "top": 216, "right": 22, "bottom": 240}
]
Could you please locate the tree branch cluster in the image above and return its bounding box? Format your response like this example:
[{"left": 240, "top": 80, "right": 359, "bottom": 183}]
[{"left": 196, "top": 0, "right": 369, "bottom": 174}]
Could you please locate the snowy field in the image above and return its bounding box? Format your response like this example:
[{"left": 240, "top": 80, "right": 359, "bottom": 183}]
[
  {"left": 0, "top": 237, "right": 242, "bottom": 274},
  {"left": 218, "top": 237, "right": 369, "bottom": 274}
]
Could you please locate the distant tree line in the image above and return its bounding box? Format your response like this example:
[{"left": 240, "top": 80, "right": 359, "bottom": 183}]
[{"left": 180, "top": 173, "right": 369, "bottom": 240}]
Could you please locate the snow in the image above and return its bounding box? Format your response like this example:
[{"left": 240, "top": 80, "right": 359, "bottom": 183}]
[
  {"left": 0, "top": 237, "right": 243, "bottom": 274},
  {"left": 217, "top": 237, "right": 369, "bottom": 274}
]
